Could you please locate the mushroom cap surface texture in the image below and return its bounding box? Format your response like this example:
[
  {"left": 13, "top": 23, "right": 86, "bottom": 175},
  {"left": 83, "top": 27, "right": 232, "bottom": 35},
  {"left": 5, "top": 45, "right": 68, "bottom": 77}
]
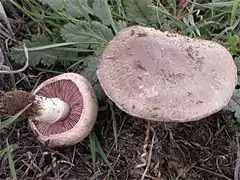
[
  {"left": 97, "top": 25, "right": 237, "bottom": 122},
  {"left": 28, "top": 73, "right": 98, "bottom": 148}
]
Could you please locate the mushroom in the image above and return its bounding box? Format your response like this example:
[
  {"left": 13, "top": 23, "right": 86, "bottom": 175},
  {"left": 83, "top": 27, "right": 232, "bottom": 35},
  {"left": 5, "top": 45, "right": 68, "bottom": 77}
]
[
  {"left": 3, "top": 73, "right": 98, "bottom": 147},
  {"left": 97, "top": 25, "right": 237, "bottom": 122}
]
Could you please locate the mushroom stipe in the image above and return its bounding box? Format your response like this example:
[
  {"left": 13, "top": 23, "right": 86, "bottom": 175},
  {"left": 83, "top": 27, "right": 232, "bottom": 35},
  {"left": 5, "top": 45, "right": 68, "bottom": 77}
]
[
  {"left": 97, "top": 25, "right": 237, "bottom": 122},
  {"left": 3, "top": 73, "right": 98, "bottom": 148}
]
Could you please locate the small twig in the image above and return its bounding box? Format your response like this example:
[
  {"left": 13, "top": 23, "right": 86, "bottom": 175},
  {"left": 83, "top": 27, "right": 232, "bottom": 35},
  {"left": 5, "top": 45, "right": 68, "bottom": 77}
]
[
  {"left": 135, "top": 121, "right": 151, "bottom": 169},
  {"left": 193, "top": 166, "right": 232, "bottom": 180},
  {"left": 176, "top": 0, "right": 191, "bottom": 19},
  {"left": 135, "top": 170, "right": 160, "bottom": 180},
  {"left": 0, "top": 43, "right": 29, "bottom": 74},
  {"left": 141, "top": 128, "right": 156, "bottom": 180},
  {"left": 216, "top": 156, "right": 232, "bottom": 180},
  {"left": 234, "top": 133, "right": 240, "bottom": 180}
]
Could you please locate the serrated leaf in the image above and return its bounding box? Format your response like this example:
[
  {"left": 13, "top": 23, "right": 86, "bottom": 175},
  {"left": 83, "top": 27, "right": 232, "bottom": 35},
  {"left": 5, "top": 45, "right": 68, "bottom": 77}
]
[
  {"left": 61, "top": 20, "right": 114, "bottom": 49},
  {"left": 115, "top": 20, "right": 127, "bottom": 32},
  {"left": 122, "top": 0, "right": 158, "bottom": 25},
  {"left": 10, "top": 34, "right": 51, "bottom": 66},
  {"left": 10, "top": 34, "right": 79, "bottom": 67},
  {"left": 224, "top": 89, "right": 240, "bottom": 122},
  {"left": 234, "top": 57, "right": 240, "bottom": 72},
  {"left": 92, "top": 0, "right": 117, "bottom": 33},
  {"left": 81, "top": 56, "right": 98, "bottom": 82},
  {"left": 228, "top": 35, "right": 239, "bottom": 55},
  {"left": 66, "top": 0, "right": 94, "bottom": 19},
  {"left": 41, "top": 0, "right": 94, "bottom": 19},
  {"left": 78, "top": 56, "right": 104, "bottom": 100},
  {"left": 41, "top": 0, "right": 65, "bottom": 10},
  {"left": 235, "top": 106, "right": 240, "bottom": 122}
]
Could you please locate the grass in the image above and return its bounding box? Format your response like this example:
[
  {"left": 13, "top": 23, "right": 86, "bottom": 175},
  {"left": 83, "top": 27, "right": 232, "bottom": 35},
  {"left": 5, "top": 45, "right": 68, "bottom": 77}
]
[{"left": 0, "top": 0, "right": 240, "bottom": 179}]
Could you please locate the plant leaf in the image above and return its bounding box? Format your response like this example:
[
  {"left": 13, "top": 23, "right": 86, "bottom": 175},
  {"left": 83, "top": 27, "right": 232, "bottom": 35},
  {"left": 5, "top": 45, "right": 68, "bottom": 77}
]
[
  {"left": 228, "top": 35, "right": 239, "bottom": 55},
  {"left": 66, "top": 0, "right": 94, "bottom": 19},
  {"left": 10, "top": 34, "right": 79, "bottom": 67},
  {"left": 0, "top": 145, "right": 11, "bottom": 156},
  {"left": 6, "top": 140, "right": 17, "bottom": 180},
  {"left": 234, "top": 57, "right": 240, "bottom": 72},
  {"left": 10, "top": 34, "right": 51, "bottom": 66},
  {"left": 41, "top": 0, "right": 65, "bottom": 10},
  {"left": 224, "top": 88, "right": 240, "bottom": 122},
  {"left": 122, "top": 0, "right": 158, "bottom": 25},
  {"left": 79, "top": 55, "right": 104, "bottom": 100},
  {"left": 61, "top": 20, "right": 114, "bottom": 49},
  {"left": 115, "top": 20, "right": 127, "bottom": 33},
  {"left": 92, "top": 0, "right": 117, "bottom": 33},
  {"left": 90, "top": 131, "right": 116, "bottom": 178},
  {"left": 41, "top": 0, "right": 94, "bottom": 19}
]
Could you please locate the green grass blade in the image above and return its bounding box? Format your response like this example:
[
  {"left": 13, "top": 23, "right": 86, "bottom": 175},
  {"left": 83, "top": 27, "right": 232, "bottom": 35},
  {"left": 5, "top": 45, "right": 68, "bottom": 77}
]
[
  {"left": 150, "top": 5, "right": 188, "bottom": 30},
  {"left": 0, "top": 145, "right": 11, "bottom": 156},
  {"left": 0, "top": 103, "right": 32, "bottom": 131},
  {"left": 230, "top": 0, "right": 239, "bottom": 26},
  {"left": 89, "top": 131, "right": 97, "bottom": 173},
  {"left": 6, "top": 139, "right": 17, "bottom": 180},
  {"left": 93, "top": 131, "right": 117, "bottom": 179},
  {"left": 12, "top": 41, "right": 101, "bottom": 52}
]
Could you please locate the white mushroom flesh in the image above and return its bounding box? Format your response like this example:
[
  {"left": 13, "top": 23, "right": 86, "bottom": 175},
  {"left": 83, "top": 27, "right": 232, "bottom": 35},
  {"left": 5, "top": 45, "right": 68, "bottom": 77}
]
[{"left": 34, "top": 95, "right": 71, "bottom": 123}]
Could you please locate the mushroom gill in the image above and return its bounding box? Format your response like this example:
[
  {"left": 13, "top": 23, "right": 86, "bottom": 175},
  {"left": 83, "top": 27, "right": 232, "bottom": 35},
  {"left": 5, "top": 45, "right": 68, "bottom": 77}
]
[{"left": 34, "top": 79, "right": 84, "bottom": 136}]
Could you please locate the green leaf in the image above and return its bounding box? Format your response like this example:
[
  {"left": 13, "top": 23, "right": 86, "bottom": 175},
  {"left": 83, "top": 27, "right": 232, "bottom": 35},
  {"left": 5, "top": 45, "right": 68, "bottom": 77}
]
[
  {"left": 66, "top": 0, "right": 94, "bottom": 19},
  {"left": 235, "top": 106, "right": 240, "bottom": 122},
  {"left": 122, "top": 0, "right": 158, "bottom": 25},
  {"left": 10, "top": 34, "right": 79, "bottom": 67},
  {"left": 115, "top": 20, "right": 127, "bottom": 32},
  {"left": 61, "top": 20, "right": 114, "bottom": 49},
  {"left": 92, "top": 0, "right": 117, "bottom": 33},
  {"left": 10, "top": 34, "right": 51, "bottom": 66},
  {"left": 89, "top": 130, "right": 97, "bottom": 173},
  {"left": 41, "top": 0, "right": 94, "bottom": 19},
  {"left": 41, "top": 0, "right": 65, "bottom": 10},
  {"left": 228, "top": 35, "right": 239, "bottom": 55},
  {"left": 80, "top": 56, "right": 99, "bottom": 83},
  {"left": 234, "top": 57, "right": 240, "bottom": 72},
  {"left": 89, "top": 131, "right": 116, "bottom": 178},
  {"left": 6, "top": 140, "right": 17, "bottom": 180},
  {"left": 80, "top": 56, "right": 104, "bottom": 100},
  {"left": 0, "top": 145, "right": 11, "bottom": 156},
  {"left": 224, "top": 89, "right": 240, "bottom": 122}
]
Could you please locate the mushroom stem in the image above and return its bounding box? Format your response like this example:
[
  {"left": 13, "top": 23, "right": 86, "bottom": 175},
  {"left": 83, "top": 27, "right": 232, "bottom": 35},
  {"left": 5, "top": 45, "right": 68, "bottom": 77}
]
[
  {"left": 34, "top": 95, "right": 71, "bottom": 123},
  {"left": 2, "top": 90, "right": 71, "bottom": 124}
]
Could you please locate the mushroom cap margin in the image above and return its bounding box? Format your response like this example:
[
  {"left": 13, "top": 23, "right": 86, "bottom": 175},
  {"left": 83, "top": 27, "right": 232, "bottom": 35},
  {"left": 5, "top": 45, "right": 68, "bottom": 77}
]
[{"left": 28, "top": 72, "right": 98, "bottom": 148}]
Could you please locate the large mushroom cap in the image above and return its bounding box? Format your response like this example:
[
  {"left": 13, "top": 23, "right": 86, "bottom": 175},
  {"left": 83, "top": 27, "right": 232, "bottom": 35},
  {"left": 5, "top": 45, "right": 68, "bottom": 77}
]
[
  {"left": 97, "top": 25, "right": 237, "bottom": 122},
  {"left": 28, "top": 73, "right": 98, "bottom": 147}
]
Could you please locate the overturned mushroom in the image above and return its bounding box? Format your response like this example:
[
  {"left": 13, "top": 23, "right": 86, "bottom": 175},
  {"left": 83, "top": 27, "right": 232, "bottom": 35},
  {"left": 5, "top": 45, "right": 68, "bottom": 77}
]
[
  {"left": 3, "top": 73, "right": 98, "bottom": 147},
  {"left": 97, "top": 25, "right": 237, "bottom": 122}
]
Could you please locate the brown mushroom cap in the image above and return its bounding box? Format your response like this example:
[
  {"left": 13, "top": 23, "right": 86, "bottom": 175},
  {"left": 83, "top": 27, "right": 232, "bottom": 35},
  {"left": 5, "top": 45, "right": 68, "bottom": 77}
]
[
  {"left": 28, "top": 73, "right": 98, "bottom": 147},
  {"left": 97, "top": 25, "right": 237, "bottom": 122}
]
